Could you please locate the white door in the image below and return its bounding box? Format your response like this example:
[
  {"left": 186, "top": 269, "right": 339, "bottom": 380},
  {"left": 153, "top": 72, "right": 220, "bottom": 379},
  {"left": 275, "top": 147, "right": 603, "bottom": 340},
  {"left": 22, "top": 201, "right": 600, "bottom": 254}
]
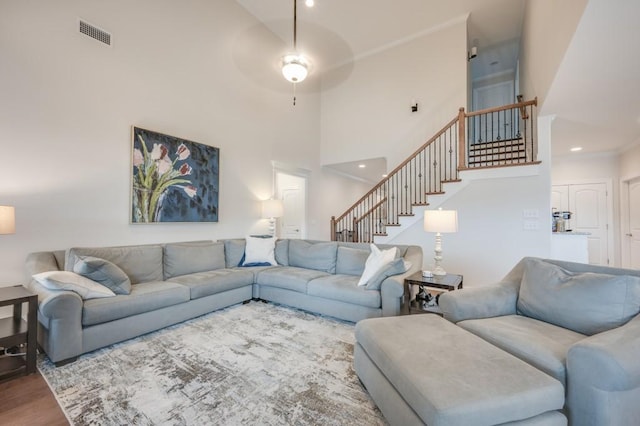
[
  {"left": 569, "top": 183, "right": 609, "bottom": 265},
  {"left": 276, "top": 172, "right": 306, "bottom": 239},
  {"left": 628, "top": 178, "right": 640, "bottom": 268}
]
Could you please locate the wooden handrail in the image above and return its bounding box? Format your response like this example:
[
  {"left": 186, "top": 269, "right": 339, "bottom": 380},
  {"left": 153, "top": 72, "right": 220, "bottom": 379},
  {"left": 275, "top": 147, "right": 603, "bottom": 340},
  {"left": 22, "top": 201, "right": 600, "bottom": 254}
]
[
  {"left": 333, "top": 114, "right": 460, "bottom": 224},
  {"left": 354, "top": 197, "right": 387, "bottom": 225},
  {"left": 331, "top": 98, "right": 538, "bottom": 242},
  {"left": 465, "top": 98, "right": 537, "bottom": 118}
]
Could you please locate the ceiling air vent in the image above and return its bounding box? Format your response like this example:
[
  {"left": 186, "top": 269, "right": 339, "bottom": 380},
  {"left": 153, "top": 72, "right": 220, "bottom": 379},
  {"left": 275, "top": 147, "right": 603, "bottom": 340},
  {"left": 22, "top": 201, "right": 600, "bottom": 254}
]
[{"left": 79, "top": 20, "right": 111, "bottom": 46}]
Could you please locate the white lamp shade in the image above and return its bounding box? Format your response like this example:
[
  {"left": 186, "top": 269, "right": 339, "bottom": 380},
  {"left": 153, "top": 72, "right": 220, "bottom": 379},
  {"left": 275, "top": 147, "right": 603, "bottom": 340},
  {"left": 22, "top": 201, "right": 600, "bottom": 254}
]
[
  {"left": 424, "top": 209, "right": 458, "bottom": 233},
  {"left": 282, "top": 54, "right": 309, "bottom": 83},
  {"left": 262, "top": 199, "right": 284, "bottom": 219},
  {"left": 0, "top": 205, "right": 16, "bottom": 234}
]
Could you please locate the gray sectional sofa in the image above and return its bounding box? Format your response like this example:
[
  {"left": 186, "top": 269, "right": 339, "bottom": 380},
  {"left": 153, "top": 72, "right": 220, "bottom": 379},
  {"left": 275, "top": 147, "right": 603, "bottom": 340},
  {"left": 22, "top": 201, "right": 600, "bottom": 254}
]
[
  {"left": 354, "top": 257, "right": 640, "bottom": 425},
  {"left": 25, "top": 239, "right": 421, "bottom": 365}
]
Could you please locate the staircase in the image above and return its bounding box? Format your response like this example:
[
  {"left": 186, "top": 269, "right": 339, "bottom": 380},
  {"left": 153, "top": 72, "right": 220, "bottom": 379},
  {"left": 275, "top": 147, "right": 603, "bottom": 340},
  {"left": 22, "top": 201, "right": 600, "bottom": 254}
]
[{"left": 330, "top": 98, "right": 538, "bottom": 243}]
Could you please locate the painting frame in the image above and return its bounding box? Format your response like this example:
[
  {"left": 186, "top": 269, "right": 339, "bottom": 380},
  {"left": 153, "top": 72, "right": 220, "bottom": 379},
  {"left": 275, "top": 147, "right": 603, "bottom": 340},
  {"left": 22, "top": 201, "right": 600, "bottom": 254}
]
[{"left": 130, "top": 126, "right": 219, "bottom": 224}]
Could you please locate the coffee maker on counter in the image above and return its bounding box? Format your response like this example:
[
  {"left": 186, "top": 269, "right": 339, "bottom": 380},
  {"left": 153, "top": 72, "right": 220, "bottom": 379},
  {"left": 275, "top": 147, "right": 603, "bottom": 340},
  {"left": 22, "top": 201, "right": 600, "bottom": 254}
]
[{"left": 552, "top": 209, "right": 572, "bottom": 232}]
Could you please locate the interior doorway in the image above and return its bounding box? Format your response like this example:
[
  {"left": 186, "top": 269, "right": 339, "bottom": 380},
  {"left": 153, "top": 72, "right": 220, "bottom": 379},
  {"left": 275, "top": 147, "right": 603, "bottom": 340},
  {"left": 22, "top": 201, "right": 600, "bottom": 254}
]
[
  {"left": 621, "top": 176, "right": 640, "bottom": 268},
  {"left": 275, "top": 167, "right": 308, "bottom": 240}
]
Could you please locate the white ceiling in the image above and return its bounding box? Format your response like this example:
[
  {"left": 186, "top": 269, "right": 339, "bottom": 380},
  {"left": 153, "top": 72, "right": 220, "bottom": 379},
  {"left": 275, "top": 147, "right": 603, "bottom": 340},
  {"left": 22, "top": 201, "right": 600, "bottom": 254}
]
[
  {"left": 541, "top": 0, "right": 640, "bottom": 157},
  {"left": 235, "top": 0, "right": 640, "bottom": 173},
  {"left": 235, "top": 0, "right": 524, "bottom": 73}
]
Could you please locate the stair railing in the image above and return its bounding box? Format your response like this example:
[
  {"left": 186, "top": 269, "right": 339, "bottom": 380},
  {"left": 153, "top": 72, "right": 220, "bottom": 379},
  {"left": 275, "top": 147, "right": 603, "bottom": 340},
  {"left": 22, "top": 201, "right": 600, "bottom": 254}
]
[{"left": 331, "top": 98, "right": 538, "bottom": 243}]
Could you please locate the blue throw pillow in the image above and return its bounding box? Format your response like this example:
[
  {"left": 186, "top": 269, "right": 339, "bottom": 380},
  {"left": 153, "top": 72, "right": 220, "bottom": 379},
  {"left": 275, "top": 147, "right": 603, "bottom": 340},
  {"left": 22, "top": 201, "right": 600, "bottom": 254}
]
[
  {"left": 365, "top": 258, "right": 410, "bottom": 290},
  {"left": 72, "top": 256, "right": 131, "bottom": 295}
]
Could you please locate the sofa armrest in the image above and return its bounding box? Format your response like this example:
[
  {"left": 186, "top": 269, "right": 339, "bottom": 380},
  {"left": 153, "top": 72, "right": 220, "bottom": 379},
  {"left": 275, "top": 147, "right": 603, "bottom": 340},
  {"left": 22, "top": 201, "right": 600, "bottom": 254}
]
[
  {"left": 380, "top": 245, "right": 422, "bottom": 316},
  {"left": 24, "top": 251, "right": 84, "bottom": 363},
  {"left": 439, "top": 280, "right": 519, "bottom": 323},
  {"left": 566, "top": 314, "right": 640, "bottom": 425}
]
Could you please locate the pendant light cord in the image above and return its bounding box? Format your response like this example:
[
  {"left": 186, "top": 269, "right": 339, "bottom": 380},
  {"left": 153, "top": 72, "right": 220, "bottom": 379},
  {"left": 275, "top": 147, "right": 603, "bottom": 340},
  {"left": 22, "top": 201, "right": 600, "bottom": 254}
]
[{"left": 293, "top": 0, "right": 297, "bottom": 51}]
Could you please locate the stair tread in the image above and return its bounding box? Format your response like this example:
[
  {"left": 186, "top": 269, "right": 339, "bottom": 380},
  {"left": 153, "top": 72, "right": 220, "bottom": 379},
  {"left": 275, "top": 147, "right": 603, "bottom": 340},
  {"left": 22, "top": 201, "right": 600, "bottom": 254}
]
[
  {"left": 469, "top": 137, "right": 523, "bottom": 148},
  {"left": 412, "top": 202, "right": 430, "bottom": 206},
  {"left": 426, "top": 191, "right": 445, "bottom": 195},
  {"left": 442, "top": 179, "right": 461, "bottom": 183},
  {"left": 398, "top": 213, "right": 415, "bottom": 217}
]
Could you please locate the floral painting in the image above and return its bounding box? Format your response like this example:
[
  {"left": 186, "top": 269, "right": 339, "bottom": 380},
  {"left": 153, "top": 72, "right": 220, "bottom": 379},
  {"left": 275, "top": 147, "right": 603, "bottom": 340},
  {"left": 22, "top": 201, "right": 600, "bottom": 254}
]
[{"left": 131, "top": 127, "right": 219, "bottom": 223}]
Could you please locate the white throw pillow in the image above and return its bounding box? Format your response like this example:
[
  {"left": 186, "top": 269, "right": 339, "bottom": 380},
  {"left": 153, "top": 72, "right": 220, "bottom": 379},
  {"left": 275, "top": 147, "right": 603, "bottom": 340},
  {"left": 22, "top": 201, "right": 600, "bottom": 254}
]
[
  {"left": 33, "top": 270, "right": 116, "bottom": 300},
  {"left": 243, "top": 236, "right": 277, "bottom": 266},
  {"left": 357, "top": 244, "right": 398, "bottom": 286}
]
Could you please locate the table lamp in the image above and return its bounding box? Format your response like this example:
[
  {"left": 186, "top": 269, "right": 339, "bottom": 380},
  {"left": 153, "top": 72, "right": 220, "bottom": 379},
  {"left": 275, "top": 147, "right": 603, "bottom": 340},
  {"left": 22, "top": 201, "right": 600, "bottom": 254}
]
[
  {"left": 262, "top": 199, "right": 284, "bottom": 237},
  {"left": 0, "top": 205, "right": 16, "bottom": 235},
  {"left": 424, "top": 208, "right": 458, "bottom": 276}
]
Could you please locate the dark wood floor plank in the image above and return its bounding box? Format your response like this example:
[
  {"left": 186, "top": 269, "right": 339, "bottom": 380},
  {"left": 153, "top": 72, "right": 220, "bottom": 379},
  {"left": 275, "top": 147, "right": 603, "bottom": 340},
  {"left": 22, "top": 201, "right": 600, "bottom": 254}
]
[{"left": 0, "top": 372, "right": 69, "bottom": 426}]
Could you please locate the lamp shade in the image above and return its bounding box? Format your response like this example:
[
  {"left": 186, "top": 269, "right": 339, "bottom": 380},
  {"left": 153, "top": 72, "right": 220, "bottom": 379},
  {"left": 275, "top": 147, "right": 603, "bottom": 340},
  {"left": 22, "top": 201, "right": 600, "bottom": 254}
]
[
  {"left": 282, "top": 54, "right": 309, "bottom": 83},
  {"left": 0, "top": 205, "right": 16, "bottom": 235},
  {"left": 424, "top": 209, "right": 458, "bottom": 233},
  {"left": 262, "top": 199, "right": 284, "bottom": 219}
]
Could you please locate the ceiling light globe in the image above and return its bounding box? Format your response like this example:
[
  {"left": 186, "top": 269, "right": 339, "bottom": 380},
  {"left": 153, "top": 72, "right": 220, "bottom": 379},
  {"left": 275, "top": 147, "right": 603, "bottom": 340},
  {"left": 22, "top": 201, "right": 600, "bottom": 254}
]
[
  {"left": 305, "top": 0, "right": 315, "bottom": 7},
  {"left": 282, "top": 56, "right": 309, "bottom": 83}
]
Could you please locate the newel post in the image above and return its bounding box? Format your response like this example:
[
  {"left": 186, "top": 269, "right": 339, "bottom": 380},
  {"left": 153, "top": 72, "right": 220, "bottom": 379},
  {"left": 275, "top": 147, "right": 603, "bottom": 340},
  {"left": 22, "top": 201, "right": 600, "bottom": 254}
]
[
  {"left": 457, "top": 107, "right": 466, "bottom": 170},
  {"left": 330, "top": 216, "right": 336, "bottom": 241}
]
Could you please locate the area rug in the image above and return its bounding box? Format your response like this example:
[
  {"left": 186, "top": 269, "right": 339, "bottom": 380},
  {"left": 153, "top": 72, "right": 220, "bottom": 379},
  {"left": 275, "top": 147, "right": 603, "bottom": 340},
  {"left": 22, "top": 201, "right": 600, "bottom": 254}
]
[{"left": 38, "top": 301, "right": 386, "bottom": 426}]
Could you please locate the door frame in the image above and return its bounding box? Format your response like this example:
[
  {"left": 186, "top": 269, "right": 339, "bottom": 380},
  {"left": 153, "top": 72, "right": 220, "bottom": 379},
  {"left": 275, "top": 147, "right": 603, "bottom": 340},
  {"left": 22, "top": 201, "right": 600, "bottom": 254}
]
[
  {"left": 620, "top": 174, "right": 640, "bottom": 268},
  {"left": 552, "top": 178, "right": 615, "bottom": 266},
  {"left": 273, "top": 161, "right": 310, "bottom": 239}
]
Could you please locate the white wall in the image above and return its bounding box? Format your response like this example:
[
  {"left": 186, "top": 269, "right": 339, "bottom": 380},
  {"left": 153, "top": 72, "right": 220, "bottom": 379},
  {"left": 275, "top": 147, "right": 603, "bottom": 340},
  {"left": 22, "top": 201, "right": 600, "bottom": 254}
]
[
  {"left": 519, "top": 0, "right": 587, "bottom": 106},
  {"left": 391, "top": 116, "right": 553, "bottom": 287},
  {"left": 320, "top": 19, "right": 468, "bottom": 169},
  {"left": 0, "top": 0, "right": 369, "bottom": 284},
  {"left": 619, "top": 144, "right": 640, "bottom": 181}
]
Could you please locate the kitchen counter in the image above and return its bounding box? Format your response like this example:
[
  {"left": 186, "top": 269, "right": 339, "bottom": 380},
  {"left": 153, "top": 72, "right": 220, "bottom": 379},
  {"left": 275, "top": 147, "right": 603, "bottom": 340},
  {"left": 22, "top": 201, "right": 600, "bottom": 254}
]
[{"left": 550, "top": 232, "right": 589, "bottom": 263}]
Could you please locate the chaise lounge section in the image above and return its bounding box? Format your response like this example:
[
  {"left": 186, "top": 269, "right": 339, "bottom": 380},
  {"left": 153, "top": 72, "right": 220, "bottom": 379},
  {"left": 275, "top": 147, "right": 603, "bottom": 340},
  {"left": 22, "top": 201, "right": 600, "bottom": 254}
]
[{"left": 25, "top": 239, "right": 421, "bottom": 365}]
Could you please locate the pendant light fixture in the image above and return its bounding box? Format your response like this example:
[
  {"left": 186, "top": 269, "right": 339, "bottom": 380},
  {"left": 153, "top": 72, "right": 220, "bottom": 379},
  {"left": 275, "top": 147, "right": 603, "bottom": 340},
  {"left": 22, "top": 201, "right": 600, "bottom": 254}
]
[{"left": 281, "top": 0, "right": 309, "bottom": 105}]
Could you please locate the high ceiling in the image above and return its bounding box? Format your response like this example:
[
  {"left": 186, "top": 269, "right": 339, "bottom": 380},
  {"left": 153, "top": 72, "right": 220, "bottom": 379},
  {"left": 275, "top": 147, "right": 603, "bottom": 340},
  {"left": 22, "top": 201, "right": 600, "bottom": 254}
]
[
  {"left": 235, "top": 0, "right": 524, "bottom": 75},
  {"left": 235, "top": 0, "right": 640, "bottom": 168}
]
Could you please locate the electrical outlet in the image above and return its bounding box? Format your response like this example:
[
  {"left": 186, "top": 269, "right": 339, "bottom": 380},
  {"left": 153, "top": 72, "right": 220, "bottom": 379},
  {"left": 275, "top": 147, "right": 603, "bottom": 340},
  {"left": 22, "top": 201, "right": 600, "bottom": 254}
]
[
  {"left": 523, "top": 220, "right": 540, "bottom": 231},
  {"left": 523, "top": 209, "right": 540, "bottom": 218}
]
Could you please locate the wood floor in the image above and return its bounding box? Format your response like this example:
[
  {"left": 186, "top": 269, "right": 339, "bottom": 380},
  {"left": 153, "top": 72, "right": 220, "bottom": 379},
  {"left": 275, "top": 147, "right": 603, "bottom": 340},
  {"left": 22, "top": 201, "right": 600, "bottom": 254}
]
[{"left": 0, "top": 372, "right": 68, "bottom": 426}]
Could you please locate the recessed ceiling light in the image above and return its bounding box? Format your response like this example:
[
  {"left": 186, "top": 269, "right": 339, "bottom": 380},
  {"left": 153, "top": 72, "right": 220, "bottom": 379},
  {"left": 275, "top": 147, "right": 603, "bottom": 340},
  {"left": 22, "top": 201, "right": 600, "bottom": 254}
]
[
  {"left": 358, "top": 164, "right": 366, "bottom": 168},
  {"left": 305, "top": 0, "right": 314, "bottom": 7},
  {"left": 570, "top": 147, "right": 583, "bottom": 152}
]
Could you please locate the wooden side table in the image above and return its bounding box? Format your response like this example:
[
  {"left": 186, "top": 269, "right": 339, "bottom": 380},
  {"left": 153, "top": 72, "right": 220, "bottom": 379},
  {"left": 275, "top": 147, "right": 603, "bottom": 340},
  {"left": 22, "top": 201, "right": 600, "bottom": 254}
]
[
  {"left": 0, "top": 286, "right": 38, "bottom": 382},
  {"left": 404, "top": 272, "right": 463, "bottom": 315}
]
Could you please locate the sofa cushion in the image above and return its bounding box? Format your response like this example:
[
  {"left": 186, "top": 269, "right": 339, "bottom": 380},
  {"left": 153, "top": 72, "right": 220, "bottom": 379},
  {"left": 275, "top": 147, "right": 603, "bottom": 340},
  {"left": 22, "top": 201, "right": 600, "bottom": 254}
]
[
  {"left": 33, "top": 270, "right": 116, "bottom": 300},
  {"left": 517, "top": 258, "right": 640, "bottom": 335},
  {"left": 275, "top": 239, "right": 289, "bottom": 266},
  {"left": 307, "top": 275, "right": 381, "bottom": 308},
  {"left": 82, "top": 281, "right": 190, "bottom": 326},
  {"left": 163, "top": 241, "right": 225, "bottom": 279},
  {"left": 168, "top": 268, "right": 254, "bottom": 299},
  {"left": 223, "top": 239, "right": 245, "bottom": 268},
  {"left": 288, "top": 240, "right": 338, "bottom": 273},
  {"left": 335, "top": 246, "right": 369, "bottom": 276},
  {"left": 72, "top": 256, "right": 132, "bottom": 295},
  {"left": 459, "top": 314, "right": 586, "bottom": 386},
  {"left": 256, "top": 266, "right": 329, "bottom": 293},
  {"left": 67, "top": 245, "right": 164, "bottom": 284}
]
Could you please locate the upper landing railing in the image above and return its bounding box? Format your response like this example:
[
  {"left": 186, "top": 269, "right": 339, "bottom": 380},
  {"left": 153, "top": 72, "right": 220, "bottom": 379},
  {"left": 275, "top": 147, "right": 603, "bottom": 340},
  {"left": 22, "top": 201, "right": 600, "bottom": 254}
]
[{"left": 331, "top": 97, "right": 538, "bottom": 243}]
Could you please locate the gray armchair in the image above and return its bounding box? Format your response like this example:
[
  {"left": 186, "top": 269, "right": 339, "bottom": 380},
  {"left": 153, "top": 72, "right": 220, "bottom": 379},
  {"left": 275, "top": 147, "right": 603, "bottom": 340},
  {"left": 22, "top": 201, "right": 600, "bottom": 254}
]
[{"left": 439, "top": 257, "right": 640, "bottom": 426}]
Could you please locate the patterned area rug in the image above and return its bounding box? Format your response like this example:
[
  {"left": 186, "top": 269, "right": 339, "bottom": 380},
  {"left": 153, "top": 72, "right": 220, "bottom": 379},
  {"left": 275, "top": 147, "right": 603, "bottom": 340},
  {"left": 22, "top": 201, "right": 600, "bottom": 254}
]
[{"left": 38, "top": 301, "right": 386, "bottom": 426}]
